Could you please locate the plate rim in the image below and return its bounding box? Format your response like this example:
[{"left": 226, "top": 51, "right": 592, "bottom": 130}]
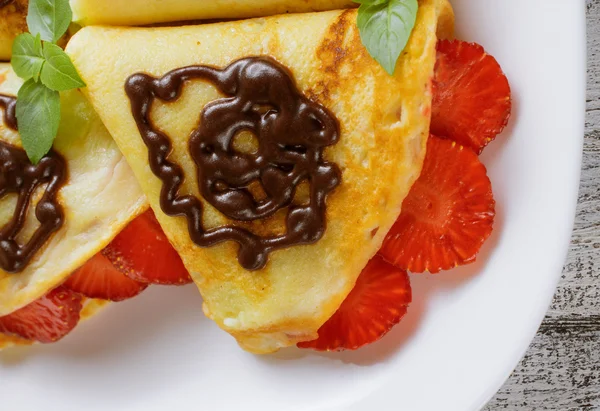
[{"left": 347, "top": 1, "right": 588, "bottom": 410}]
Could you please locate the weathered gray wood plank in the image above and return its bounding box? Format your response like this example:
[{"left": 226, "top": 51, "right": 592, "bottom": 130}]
[
  {"left": 485, "top": 1, "right": 600, "bottom": 409},
  {"left": 587, "top": 1, "right": 600, "bottom": 135},
  {"left": 488, "top": 328, "right": 600, "bottom": 410}
]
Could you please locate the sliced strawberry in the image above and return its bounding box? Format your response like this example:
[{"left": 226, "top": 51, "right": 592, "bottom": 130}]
[
  {"left": 298, "top": 256, "right": 411, "bottom": 351},
  {"left": 432, "top": 40, "right": 511, "bottom": 154},
  {"left": 63, "top": 252, "right": 148, "bottom": 301},
  {"left": 0, "top": 286, "right": 83, "bottom": 343},
  {"left": 379, "top": 135, "right": 495, "bottom": 273},
  {"left": 103, "top": 209, "right": 192, "bottom": 285}
]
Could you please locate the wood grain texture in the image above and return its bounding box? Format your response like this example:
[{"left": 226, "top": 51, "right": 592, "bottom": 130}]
[{"left": 484, "top": 1, "right": 600, "bottom": 409}]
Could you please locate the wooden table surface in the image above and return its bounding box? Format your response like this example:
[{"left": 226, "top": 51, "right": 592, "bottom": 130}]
[{"left": 484, "top": 1, "right": 600, "bottom": 409}]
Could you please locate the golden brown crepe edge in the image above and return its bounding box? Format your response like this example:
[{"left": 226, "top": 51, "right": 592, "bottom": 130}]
[{"left": 230, "top": 0, "right": 455, "bottom": 353}]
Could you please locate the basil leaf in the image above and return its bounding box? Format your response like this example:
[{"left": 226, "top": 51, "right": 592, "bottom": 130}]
[
  {"left": 27, "top": 0, "right": 72, "bottom": 43},
  {"left": 40, "top": 42, "right": 86, "bottom": 91},
  {"left": 11, "top": 33, "right": 44, "bottom": 82},
  {"left": 356, "top": 0, "right": 419, "bottom": 75},
  {"left": 16, "top": 79, "right": 61, "bottom": 164}
]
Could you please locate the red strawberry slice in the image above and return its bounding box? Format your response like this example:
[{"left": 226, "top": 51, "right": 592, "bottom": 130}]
[
  {"left": 432, "top": 40, "right": 511, "bottom": 154},
  {"left": 298, "top": 256, "right": 411, "bottom": 351},
  {"left": 379, "top": 135, "right": 495, "bottom": 274},
  {"left": 0, "top": 286, "right": 83, "bottom": 343},
  {"left": 64, "top": 252, "right": 148, "bottom": 301},
  {"left": 103, "top": 209, "right": 192, "bottom": 285}
]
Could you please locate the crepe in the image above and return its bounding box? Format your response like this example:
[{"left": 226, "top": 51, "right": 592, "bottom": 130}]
[
  {"left": 67, "top": 1, "right": 454, "bottom": 353},
  {"left": 0, "top": 64, "right": 147, "bottom": 321},
  {"left": 0, "top": 0, "right": 27, "bottom": 61},
  {"left": 70, "top": 0, "right": 356, "bottom": 26}
]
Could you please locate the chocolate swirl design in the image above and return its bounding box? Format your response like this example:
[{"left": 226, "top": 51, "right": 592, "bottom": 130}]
[
  {"left": 125, "top": 56, "right": 341, "bottom": 270},
  {"left": 0, "top": 94, "right": 67, "bottom": 273}
]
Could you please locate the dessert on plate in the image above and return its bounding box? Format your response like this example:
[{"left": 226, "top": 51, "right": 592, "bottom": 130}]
[
  {"left": 0, "top": 0, "right": 511, "bottom": 354},
  {"left": 0, "top": 64, "right": 148, "bottom": 348},
  {"left": 0, "top": 64, "right": 192, "bottom": 349},
  {"left": 67, "top": 0, "right": 454, "bottom": 353}
]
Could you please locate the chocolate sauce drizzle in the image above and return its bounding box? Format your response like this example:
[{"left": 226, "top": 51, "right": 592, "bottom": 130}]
[
  {"left": 0, "top": 0, "right": 14, "bottom": 8},
  {"left": 125, "top": 57, "right": 341, "bottom": 270},
  {"left": 0, "top": 94, "right": 67, "bottom": 273}
]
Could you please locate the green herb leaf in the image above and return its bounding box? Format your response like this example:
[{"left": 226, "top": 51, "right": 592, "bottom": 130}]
[
  {"left": 356, "top": 0, "right": 419, "bottom": 75},
  {"left": 40, "top": 42, "right": 86, "bottom": 91},
  {"left": 15, "top": 79, "right": 61, "bottom": 164},
  {"left": 11, "top": 33, "right": 45, "bottom": 82},
  {"left": 27, "top": 0, "right": 72, "bottom": 43},
  {"left": 11, "top": 0, "right": 83, "bottom": 163}
]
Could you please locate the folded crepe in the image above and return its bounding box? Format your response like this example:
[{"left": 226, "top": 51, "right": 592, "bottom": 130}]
[
  {"left": 67, "top": 1, "right": 454, "bottom": 353},
  {"left": 0, "top": 0, "right": 27, "bottom": 61},
  {"left": 70, "top": 0, "right": 356, "bottom": 26},
  {"left": 0, "top": 64, "right": 147, "bottom": 347}
]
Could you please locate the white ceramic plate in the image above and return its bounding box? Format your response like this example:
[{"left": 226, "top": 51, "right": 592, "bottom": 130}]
[{"left": 0, "top": 1, "right": 586, "bottom": 410}]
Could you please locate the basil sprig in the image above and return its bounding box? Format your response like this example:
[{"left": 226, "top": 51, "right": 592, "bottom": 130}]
[
  {"left": 354, "top": 0, "right": 419, "bottom": 75},
  {"left": 10, "top": 0, "right": 85, "bottom": 164}
]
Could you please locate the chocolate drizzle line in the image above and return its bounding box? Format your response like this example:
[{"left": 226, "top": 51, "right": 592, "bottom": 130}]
[
  {"left": 0, "top": 94, "right": 67, "bottom": 273},
  {"left": 125, "top": 57, "right": 341, "bottom": 271},
  {"left": 0, "top": 95, "right": 16, "bottom": 130}
]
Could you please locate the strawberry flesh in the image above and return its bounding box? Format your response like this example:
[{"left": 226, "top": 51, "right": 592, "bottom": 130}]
[
  {"left": 379, "top": 135, "right": 495, "bottom": 273},
  {"left": 63, "top": 252, "right": 148, "bottom": 301},
  {"left": 0, "top": 286, "right": 83, "bottom": 343},
  {"left": 298, "top": 256, "right": 411, "bottom": 351},
  {"left": 432, "top": 40, "right": 511, "bottom": 154},
  {"left": 103, "top": 209, "right": 192, "bottom": 285}
]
